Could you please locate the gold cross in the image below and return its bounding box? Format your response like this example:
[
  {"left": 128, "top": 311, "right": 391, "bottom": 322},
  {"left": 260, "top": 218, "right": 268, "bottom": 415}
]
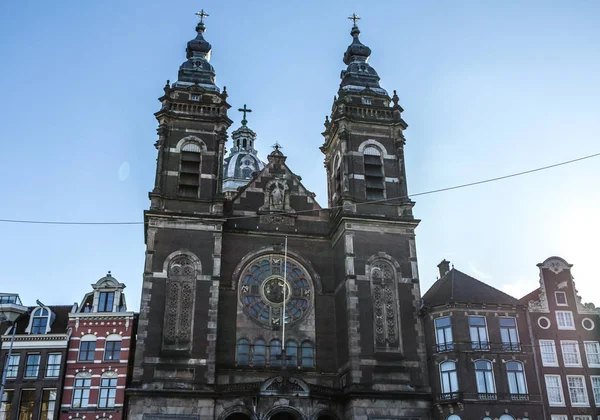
[
  {"left": 348, "top": 13, "right": 360, "bottom": 26},
  {"left": 195, "top": 9, "right": 209, "bottom": 24}
]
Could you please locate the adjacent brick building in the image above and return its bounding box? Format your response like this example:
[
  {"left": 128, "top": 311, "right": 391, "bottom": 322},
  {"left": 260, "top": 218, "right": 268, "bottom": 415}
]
[
  {"left": 59, "top": 273, "right": 136, "bottom": 420},
  {"left": 521, "top": 256, "right": 600, "bottom": 420},
  {"left": 421, "top": 261, "right": 543, "bottom": 420},
  {"left": 0, "top": 294, "right": 70, "bottom": 420}
]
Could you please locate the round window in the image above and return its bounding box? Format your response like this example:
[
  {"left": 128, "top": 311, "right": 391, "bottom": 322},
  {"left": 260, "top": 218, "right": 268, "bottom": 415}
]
[
  {"left": 538, "top": 316, "right": 551, "bottom": 329},
  {"left": 582, "top": 317, "right": 595, "bottom": 331}
]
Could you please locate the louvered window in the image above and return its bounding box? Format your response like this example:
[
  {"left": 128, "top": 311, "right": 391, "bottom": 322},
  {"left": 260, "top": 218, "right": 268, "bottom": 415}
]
[
  {"left": 363, "top": 146, "right": 384, "bottom": 200},
  {"left": 179, "top": 142, "right": 202, "bottom": 197}
]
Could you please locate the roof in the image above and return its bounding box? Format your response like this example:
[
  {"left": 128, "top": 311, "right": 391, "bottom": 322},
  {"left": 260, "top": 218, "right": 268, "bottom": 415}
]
[
  {"left": 422, "top": 268, "right": 519, "bottom": 308},
  {"left": 5, "top": 305, "right": 72, "bottom": 335},
  {"left": 519, "top": 288, "right": 540, "bottom": 305}
]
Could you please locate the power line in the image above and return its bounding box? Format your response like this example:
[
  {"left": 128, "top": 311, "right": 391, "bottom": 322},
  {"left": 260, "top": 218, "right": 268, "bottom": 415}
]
[{"left": 1, "top": 151, "right": 598, "bottom": 226}]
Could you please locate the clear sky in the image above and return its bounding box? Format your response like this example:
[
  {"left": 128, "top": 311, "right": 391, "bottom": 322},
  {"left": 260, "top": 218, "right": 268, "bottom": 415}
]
[{"left": 1, "top": 0, "right": 599, "bottom": 311}]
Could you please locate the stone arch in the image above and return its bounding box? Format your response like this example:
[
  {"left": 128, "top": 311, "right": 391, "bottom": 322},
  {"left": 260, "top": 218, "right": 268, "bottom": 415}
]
[
  {"left": 261, "top": 376, "right": 310, "bottom": 397},
  {"left": 173, "top": 135, "right": 207, "bottom": 152},
  {"left": 230, "top": 246, "right": 322, "bottom": 293},
  {"left": 160, "top": 250, "right": 203, "bottom": 280},
  {"left": 264, "top": 406, "right": 304, "bottom": 420},
  {"left": 218, "top": 404, "right": 257, "bottom": 420},
  {"left": 313, "top": 411, "right": 339, "bottom": 420},
  {"left": 357, "top": 139, "right": 388, "bottom": 156}
]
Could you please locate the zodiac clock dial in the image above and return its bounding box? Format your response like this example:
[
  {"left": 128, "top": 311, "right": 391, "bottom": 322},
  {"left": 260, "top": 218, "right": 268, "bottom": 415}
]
[{"left": 239, "top": 254, "right": 312, "bottom": 328}]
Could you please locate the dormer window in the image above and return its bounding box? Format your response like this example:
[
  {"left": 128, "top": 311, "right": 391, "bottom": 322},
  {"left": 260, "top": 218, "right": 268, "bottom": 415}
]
[
  {"left": 98, "top": 291, "right": 114, "bottom": 312},
  {"left": 26, "top": 306, "right": 53, "bottom": 334}
]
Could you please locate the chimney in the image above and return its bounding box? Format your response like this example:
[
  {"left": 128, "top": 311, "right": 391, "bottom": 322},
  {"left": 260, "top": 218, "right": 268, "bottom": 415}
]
[{"left": 437, "top": 259, "right": 451, "bottom": 278}]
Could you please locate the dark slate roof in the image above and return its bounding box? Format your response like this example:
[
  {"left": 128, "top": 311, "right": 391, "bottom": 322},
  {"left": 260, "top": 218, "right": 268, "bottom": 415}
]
[
  {"left": 422, "top": 268, "right": 519, "bottom": 308},
  {"left": 7, "top": 305, "right": 72, "bottom": 335}
]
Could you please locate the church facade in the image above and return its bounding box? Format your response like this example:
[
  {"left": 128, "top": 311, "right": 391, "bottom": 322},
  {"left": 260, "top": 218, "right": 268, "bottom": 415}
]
[{"left": 127, "top": 12, "right": 431, "bottom": 420}]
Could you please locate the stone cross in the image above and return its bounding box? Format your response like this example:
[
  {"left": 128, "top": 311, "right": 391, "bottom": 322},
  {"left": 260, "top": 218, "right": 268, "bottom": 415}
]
[
  {"left": 238, "top": 104, "right": 252, "bottom": 126},
  {"left": 195, "top": 9, "right": 209, "bottom": 23},
  {"left": 348, "top": 13, "right": 361, "bottom": 26}
]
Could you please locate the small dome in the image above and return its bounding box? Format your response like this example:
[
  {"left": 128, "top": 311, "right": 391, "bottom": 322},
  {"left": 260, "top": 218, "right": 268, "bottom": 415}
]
[{"left": 224, "top": 152, "right": 264, "bottom": 180}]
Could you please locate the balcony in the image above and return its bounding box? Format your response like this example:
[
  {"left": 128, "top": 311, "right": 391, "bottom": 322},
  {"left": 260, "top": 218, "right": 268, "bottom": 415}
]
[
  {"left": 437, "top": 342, "right": 455, "bottom": 352},
  {"left": 509, "top": 393, "right": 529, "bottom": 401},
  {"left": 432, "top": 341, "right": 525, "bottom": 354},
  {"left": 502, "top": 342, "right": 521, "bottom": 352},
  {"left": 462, "top": 393, "right": 541, "bottom": 402},
  {"left": 435, "top": 392, "right": 462, "bottom": 403},
  {"left": 471, "top": 340, "right": 490, "bottom": 351}
]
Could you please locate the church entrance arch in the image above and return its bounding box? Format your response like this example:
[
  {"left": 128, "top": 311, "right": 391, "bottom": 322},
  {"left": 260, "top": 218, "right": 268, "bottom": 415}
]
[
  {"left": 224, "top": 415, "right": 252, "bottom": 420},
  {"left": 269, "top": 413, "right": 298, "bottom": 420}
]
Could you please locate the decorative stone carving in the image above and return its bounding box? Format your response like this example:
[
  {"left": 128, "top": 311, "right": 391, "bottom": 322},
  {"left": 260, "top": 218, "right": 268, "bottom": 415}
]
[
  {"left": 370, "top": 260, "right": 400, "bottom": 349},
  {"left": 163, "top": 255, "right": 196, "bottom": 350},
  {"left": 260, "top": 179, "right": 292, "bottom": 213}
]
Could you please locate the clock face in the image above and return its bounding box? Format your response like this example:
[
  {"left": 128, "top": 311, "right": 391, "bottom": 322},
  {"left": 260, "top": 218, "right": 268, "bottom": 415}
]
[{"left": 239, "top": 254, "right": 312, "bottom": 328}]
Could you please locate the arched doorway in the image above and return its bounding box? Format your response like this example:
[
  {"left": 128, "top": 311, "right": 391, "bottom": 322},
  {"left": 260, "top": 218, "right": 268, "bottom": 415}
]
[
  {"left": 225, "top": 414, "right": 252, "bottom": 420},
  {"left": 269, "top": 413, "right": 297, "bottom": 420},
  {"left": 316, "top": 416, "right": 336, "bottom": 420}
]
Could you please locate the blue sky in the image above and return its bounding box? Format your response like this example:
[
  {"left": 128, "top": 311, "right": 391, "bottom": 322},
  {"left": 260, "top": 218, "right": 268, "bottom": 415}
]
[{"left": 1, "top": 1, "right": 599, "bottom": 310}]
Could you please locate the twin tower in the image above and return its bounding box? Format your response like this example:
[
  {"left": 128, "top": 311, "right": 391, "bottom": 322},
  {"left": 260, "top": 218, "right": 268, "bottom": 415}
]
[{"left": 129, "top": 11, "right": 431, "bottom": 420}]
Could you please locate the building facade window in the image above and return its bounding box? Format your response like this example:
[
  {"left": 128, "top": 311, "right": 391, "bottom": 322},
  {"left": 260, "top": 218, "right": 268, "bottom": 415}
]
[
  {"left": 499, "top": 317, "right": 520, "bottom": 351},
  {"left": 72, "top": 374, "right": 91, "bottom": 408},
  {"left": 370, "top": 260, "right": 400, "bottom": 350},
  {"left": 446, "top": 416, "right": 461, "bottom": 420},
  {"left": 561, "top": 341, "right": 582, "bottom": 367},
  {"left": 0, "top": 390, "right": 13, "bottom": 420},
  {"left": 555, "top": 291, "right": 567, "bottom": 306},
  {"left": 550, "top": 416, "right": 567, "bottom": 420},
  {"left": 163, "top": 255, "right": 196, "bottom": 350},
  {"left": 435, "top": 317, "right": 453, "bottom": 352},
  {"left": 591, "top": 376, "right": 600, "bottom": 404},
  {"left": 584, "top": 341, "right": 600, "bottom": 367},
  {"left": 474, "top": 360, "right": 496, "bottom": 399},
  {"left": 301, "top": 342, "right": 314, "bottom": 368},
  {"left": 253, "top": 340, "right": 266, "bottom": 365},
  {"left": 545, "top": 374, "right": 565, "bottom": 406},
  {"left": 285, "top": 340, "right": 298, "bottom": 367},
  {"left": 363, "top": 146, "right": 385, "bottom": 200},
  {"left": 24, "top": 354, "right": 40, "bottom": 378},
  {"left": 567, "top": 375, "right": 589, "bottom": 406},
  {"left": 572, "top": 416, "right": 592, "bottom": 420},
  {"left": 18, "top": 390, "right": 35, "bottom": 420},
  {"left": 540, "top": 340, "right": 558, "bottom": 366},
  {"left": 178, "top": 142, "right": 202, "bottom": 197},
  {"left": 45, "top": 354, "right": 61, "bottom": 377},
  {"left": 78, "top": 337, "right": 96, "bottom": 361},
  {"left": 98, "top": 291, "right": 114, "bottom": 312},
  {"left": 29, "top": 308, "right": 50, "bottom": 334},
  {"left": 269, "top": 339, "right": 282, "bottom": 367},
  {"left": 439, "top": 361, "right": 458, "bottom": 398},
  {"left": 236, "top": 339, "right": 250, "bottom": 365},
  {"left": 6, "top": 354, "right": 19, "bottom": 378},
  {"left": 40, "top": 389, "right": 57, "bottom": 420},
  {"left": 469, "top": 316, "right": 489, "bottom": 350},
  {"left": 556, "top": 310, "right": 575, "bottom": 330},
  {"left": 98, "top": 374, "right": 117, "bottom": 408},
  {"left": 104, "top": 339, "right": 121, "bottom": 361},
  {"left": 506, "top": 361, "right": 528, "bottom": 398}
]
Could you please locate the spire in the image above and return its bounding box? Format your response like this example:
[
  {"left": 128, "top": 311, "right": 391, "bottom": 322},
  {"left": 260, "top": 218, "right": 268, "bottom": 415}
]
[
  {"left": 230, "top": 104, "right": 258, "bottom": 153},
  {"left": 339, "top": 14, "right": 387, "bottom": 95},
  {"left": 176, "top": 10, "right": 218, "bottom": 90}
]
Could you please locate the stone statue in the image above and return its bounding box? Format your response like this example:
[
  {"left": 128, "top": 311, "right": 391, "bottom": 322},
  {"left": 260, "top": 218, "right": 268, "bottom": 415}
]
[{"left": 271, "top": 183, "right": 284, "bottom": 210}]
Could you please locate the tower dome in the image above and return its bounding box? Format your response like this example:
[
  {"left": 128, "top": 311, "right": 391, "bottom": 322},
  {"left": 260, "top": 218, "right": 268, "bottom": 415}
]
[{"left": 222, "top": 105, "right": 265, "bottom": 193}]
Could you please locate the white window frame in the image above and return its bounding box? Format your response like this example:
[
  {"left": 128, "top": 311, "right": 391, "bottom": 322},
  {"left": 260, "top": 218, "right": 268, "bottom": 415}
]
[
  {"left": 554, "top": 291, "right": 568, "bottom": 306},
  {"left": 590, "top": 375, "right": 600, "bottom": 404},
  {"left": 25, "top": 306, "right": 51, "bottom": 334},
  {"left": 573, "top": 416, "right": 592, "bottom": 420},
  {"left": 434, "top": 316, "right": 454, "bottom": 352},
  {"left": 540, "top": 340, "right": 558, "bottom": 367},
  {"left": 6, "top": 354, "right": 20, "bottom": 378},
  {"left": 469, "top": 316, "right": 490, "bottom": 350},
  {"left": 499, "top": 317, "right": 520, "bottom": 351},
  {"left": 556, "top": 310, "right": 575, "bottom": 330},
  {"left": 439, "top": 360, "right": 459, "bottom": 396},
  {"left": 545, "top": 374, "right": 565, "bottom": 407},
  {"left": 550, "top": 416, "right": 567, "bottom": 420},
  {"left": 45, "top": 353, "right": 62, "bottom": 377},
  {"left": 560, "top": 340, "right": 582, "bottom": 367},
  {"left": 584, "top": 341, "right": 600, "bottom": 368},
  {"left": 566, "top": 375, "right": 589, "bottom": 407}
]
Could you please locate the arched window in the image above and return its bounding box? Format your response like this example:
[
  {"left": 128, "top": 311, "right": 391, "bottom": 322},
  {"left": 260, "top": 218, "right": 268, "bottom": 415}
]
[
  {"left": 363, "top": 146, "right": 384, "bottom": 200},
  {"left": 439, "top": 361, "right": 459, "bottom": 397},
  {"left": 446, "top": 415, "right": 461, "bottom": 420},
  {"left": 499, "top": 416, "right": 515, "bottom": 420},
  {"left": 79, "top": 335, "right": 97, "bottom": 362},
  {"left": 301, "top": 342, "right": 314, "bottom": 368},
  {"left": 72, "top": 372, "right": 91, "bottom": 408},
  {"left": 104, "top": 334, "right": 122, "bottom": 361},
  {"left": 285, "top": 340, "right": 298, "bottom": 367},
  {"left": 253, "top": 340, "right": 266, "bottom": 365},
  {"left": 236, "top": 339, "right": 250, "bottom": 365},
  {"left": 506, "top": 361, "right": 528, "bottom": 397},
  {"left": 98, "top": 372, "right": 117, "bottom": 408},
  {"left": 474, "top": 360, "right": 496, "bottom": 398},
  {"left": 270, "top": 339, "right": 282, "bottom": 367},
  {"left": 164, "top": 255, "right": 196, "bottom": 350},
  {"left": 28, "top": 307, "right": 50, "bottom": 334},
  {"left": 179, "top": 142, "right": 202, "bottom": 197},
  {"left": 370, "top": 260, "right": 400, "bottom": 350},
  {"left": 332, "top": 154, "right": 342, "bottom": 200}
]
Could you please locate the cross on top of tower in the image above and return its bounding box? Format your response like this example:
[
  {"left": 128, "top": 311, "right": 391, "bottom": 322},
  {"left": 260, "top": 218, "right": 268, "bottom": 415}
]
[
  {"left": 348, "top": 13, "right": 361, "bottom": 26},
  {"left": 238, "top": 104, "right": 252, "bottom": 126},
  {"left": 272, "top": 142, "right": 283, "bottom": 151},
  {"left": 195, "top": 9, "right": 209, "bottom": 24}
]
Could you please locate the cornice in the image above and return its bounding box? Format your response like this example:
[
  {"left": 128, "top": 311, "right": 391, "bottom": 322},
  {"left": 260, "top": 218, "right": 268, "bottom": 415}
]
[{"left": 69, "top": 311, "right": 135, "bottom": 320}]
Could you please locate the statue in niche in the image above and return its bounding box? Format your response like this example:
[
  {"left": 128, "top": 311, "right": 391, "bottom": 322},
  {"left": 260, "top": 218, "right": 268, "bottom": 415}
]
[{"left": 270, "top": 182, "right": 285, "bottom": 211}]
